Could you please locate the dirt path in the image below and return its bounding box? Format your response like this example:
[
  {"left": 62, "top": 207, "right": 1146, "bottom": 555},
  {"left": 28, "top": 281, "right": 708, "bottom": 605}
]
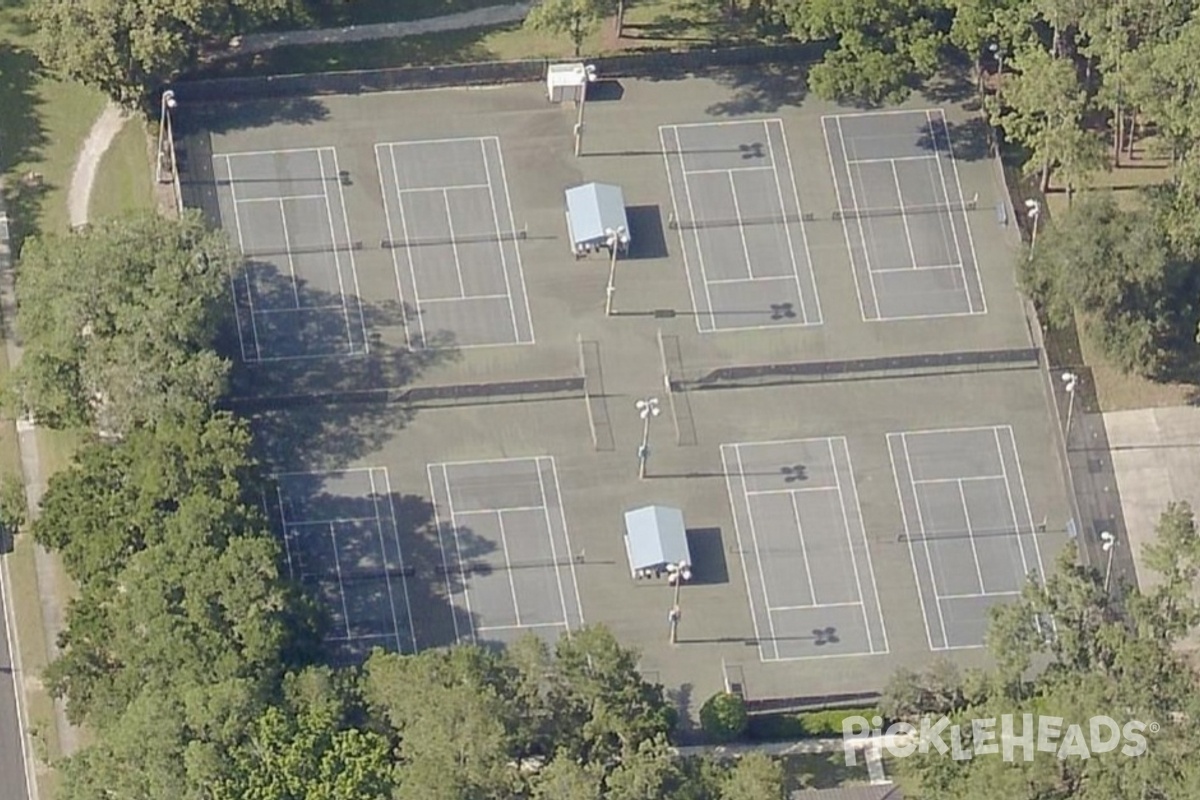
[{"left": 67, "top": 102, "right": 129, "bottom": 228}]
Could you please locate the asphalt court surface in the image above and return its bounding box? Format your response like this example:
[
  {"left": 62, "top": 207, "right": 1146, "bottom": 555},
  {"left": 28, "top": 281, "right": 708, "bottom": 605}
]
[
  {"left": 214, "top": 148, "right": 369, "bottom": 362},
  {"left": 427, "top": 456, "right": 584, "bottom": 648},
  {"left": 273, "top": 467, "right": 417, "bottom": 664},
  {"left": 661, "top": 119, "right": 821, "bottom": 333},
  {"left": 721, "top": 437, "right": 888, "bottom": 662},
  {"left": 888, "top": 426, "right": 1045, "bottom": 650},
  {"left": 376, "top": 137, "right": 534, "bottom": 349},
  {"left": 823, "top": 109, "right": 985, "bottom": 322}
]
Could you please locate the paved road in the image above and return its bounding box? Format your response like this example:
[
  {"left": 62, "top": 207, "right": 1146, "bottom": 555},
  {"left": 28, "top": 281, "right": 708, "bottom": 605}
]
[{"left": 0, "top": 559, "right": 31, "bottom": 800}]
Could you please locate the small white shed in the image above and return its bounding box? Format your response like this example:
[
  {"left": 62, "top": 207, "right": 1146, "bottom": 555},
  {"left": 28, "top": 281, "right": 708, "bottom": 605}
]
[{"left": 546, "top": 62, "right": 595, "bottom": 103}]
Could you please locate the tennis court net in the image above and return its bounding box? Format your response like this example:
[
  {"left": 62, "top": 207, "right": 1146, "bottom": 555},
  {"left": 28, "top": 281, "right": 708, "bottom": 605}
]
[
  {"left": 668, "top": 213, "right": 811, "bottom": 231},
  {"left": 241, "top": 241, "right": 363, "bottom": 259},
  {"left": 833, "top": 199, "right": 977, "bottom": 220},
  {"left": 301, "top": 566, "right": 414, "bottom": 584},
  {"left": 380, "top": 226, "right": 527, "bottom": 249}
]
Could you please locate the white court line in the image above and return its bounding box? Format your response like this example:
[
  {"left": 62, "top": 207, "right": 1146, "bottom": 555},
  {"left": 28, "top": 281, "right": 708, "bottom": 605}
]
[
  {"left": 315, "top": 148, "right": 356, "bottom": 354},
  {"left": 274, "top": 490, "right": 298, "bottom": 581},
  {"left": 425, "top": 464, "right": 461, "bottom": 644},
  {"left": 888, "top": 434, "right": 940, "bottom": 652},
  {"left": 274, "top": 466, "right": 380, "bottom": 479},
  {"left": 821, "top": 120, "right": 867, "bottom": 321},
  {"left": 477, "top": 622, "right": 565, "bottom": 633},
  {"left": 841, "top": 439, "right": 890, "bottom": 653},
  {"left": 235, "top": 193, "right": 327, "bottom": 204},
  {"left": 705, "top": 274, "right": 797, "bottom": 286},
  {"left": 765, "top": 119, "right": 814, "bottom": 324},
  {"left": 1006, "top": 426, "right": 1047, "bottom": 581},
  {"left": 914, "top": 474, "right": 1005, "bottom": 485},
  {"left": 441, "top": 463, "right": 478, "bottom": 645},
  {"left": 923, "top": 110, "right": 971, "bottom": 313},
  {"left": 770, "top": 602, "right": 863, "bottom": 612},
  {"left": 720, "top": 446, "right": 767, "bottom": 661},
  {"left": 904, "top": 423, "right": 1013, "bottom": 438},
  {"left": 388, "top": 144, "right": 430, "bottom": 346},
  {"left": 846, "top": 155, "right": 939, "bottom": 165},
  {"left": 822, "top": 109, "right": 937, "bottom": 120},
  {"left": 660, "top": 125, "right": 717, "bottom": 333},
  {"left": 395, "top": 183, "right": 490, "bottom": 194},
  {"left": 417, "top": 293, "right": 512, "bottom": 304},
  {"left": 547, "top": 456, "right": 586, "bottom": 626},
  {"left": 494, "top": 511, "right": 523, "bottom": 627},
  {"left": 222, "top": 145, "right": 337, "bottom": 159},
  {"left": 935, "top": 643, "right": 987, "bottom": 652},
  {"left": 835, "top": 118, "right": 882, "bottom": 321},
  {"left": 374, "top": 144, "right": 414, "bottom": 350},
  {"left": 658, "top": 125, "right": 705, "bottom": 331},
  {"left": 788, "top": 493, "right": 818, "bottom": 604},
  {"left": 442, "top": 189, "right": 467, "bottom": 297},
  {"left": 533, "top": 458, "right": 573, "bottom": 633},
  {"left": 454, "top": 504, "right": 548, "bottom": 515},
  {"left": 994, "top": 426, "right": 1032, "bottom": 581},
  {"left": 325, "top": 633, "right": 395, "bottom": 643},
  {"left": 480, "top": 138, "right": 522, "bottom": 343},
  {"left": 327, "top": 522, "right": 354, "bottom": 640},
  {"left": 285, "top": 515, "right": 381, "bottom": 527},
  {"left": 492, "top": 138, "right": 535, "bottom": 345},
  {"left": 744, "top": 485, "right": 837, "bottom": 497},
  {"left": 682, "top": 165, "right": 775, "bottom": 176},
  {"left": 938, "top": 590, "right": 1021, "bottom": 601},
  {"left": 891, "top": 161, "right": 921, "bottom": 273},
  {"left": 728, "top": 171, "right": 756, "bottom": 280},
  {"left": 901, "top": 432, "right": 951, "bottom": 648},
  {"left": 669, "top": 119, "right": 767, "bottom": 129},
  {"left": 222, "top": 155, "right": 263, "bottom": 361},
  {"left": 828, "top": 437, "right": 876, "bottom": 654},
  {"left": 366, "top": 468, "right": 407, "bottom": 654},
  {"left": 956, "top": 479, "right": 987, "bottom": 594},
  {"left": 433, "top": 455, "right": 542, "bottom": 469},
  {"left": 277, "top": 199, "right": 301, "bottom": 306},
  {"left": 932, "top": 109, "right": 987, "bottom": 314},
  {"left": 329, "top": 147, "right": 369, "bottom": 354},
  {"left": 734, "top": 444, "right": 782, "bottom": 661},
  {"left": 386, "top": 135, "right": 497, "bottom": 147},
  {"left": 254, "top": 303, "right": 347, "bottom": 315},
  {"left": 378, "top": 468, "right": 418, "bottom": 653},
  {"left": 869, "top": 265, "right": 965, "bottom": 274}
]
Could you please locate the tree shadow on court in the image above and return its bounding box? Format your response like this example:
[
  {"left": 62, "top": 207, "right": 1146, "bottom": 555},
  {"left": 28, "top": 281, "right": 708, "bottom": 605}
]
[
  {"left": 916, "top": 115, "right": 992, "bottom": 162},
  {"left": 704, "top": 62, "right": 809, "bottom": 116},
  {"left": 176, "top": 96, "right": 330, "bottom": 136}
]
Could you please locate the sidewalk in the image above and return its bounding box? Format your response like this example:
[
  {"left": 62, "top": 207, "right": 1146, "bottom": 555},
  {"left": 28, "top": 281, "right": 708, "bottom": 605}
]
[
  {"left": 223, "top": 2, "right": 534, "bottom": 59},
  {"left": 674, "top": 734, "right": 907, "bottom": 786}
]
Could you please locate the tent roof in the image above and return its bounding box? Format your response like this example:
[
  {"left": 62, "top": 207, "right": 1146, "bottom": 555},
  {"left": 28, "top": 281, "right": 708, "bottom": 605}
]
[
  {"left": 624, "top": 505, "right": 690, "bottom": 571},
  {"left": 565, "top": 183, "right": 630, "bottom": 247}
]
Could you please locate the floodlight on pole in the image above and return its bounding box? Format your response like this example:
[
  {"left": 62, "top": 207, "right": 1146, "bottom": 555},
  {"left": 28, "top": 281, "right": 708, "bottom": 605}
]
[
  {"left": 604, "top": 225, "right": 625, "bottom": 316},
  {"left": 1061, "top": 371, "right": 1079, "bottom": 439},
  {"left": 636, "top": 397, "right": 660, "bottom": 479},
  {"left": 989, "top": 42, "right": 1005, "bottom": 75},
  {"left": 156, "top": 89, "right": 177, "bottom": 184},
  {"left": 573, "top": 64, "right": 598, "bottom": 158},
  {"left": 1025, "top": 199, "right": 1041, "bottom": 260},
  {"left": 667, "top": 562, "right": 691, "bottom": 644},
  {"left": 1100, "top": 530, "right": 1118, "bottom": 592}
]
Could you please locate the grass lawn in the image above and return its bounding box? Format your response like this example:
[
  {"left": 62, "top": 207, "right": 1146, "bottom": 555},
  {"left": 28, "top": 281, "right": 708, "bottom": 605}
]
[
  {"left": 88, "top": 117, "right": 155, "bottom": 221},
  {"left": 782, "top": 751, "right": 875, "bottom": 790},
  {"left": 284, "top": 0, "right": 508, "bottom": 29}
]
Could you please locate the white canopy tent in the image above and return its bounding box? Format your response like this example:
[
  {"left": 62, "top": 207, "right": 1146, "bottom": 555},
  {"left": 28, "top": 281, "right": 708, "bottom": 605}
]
[{"left": 624, "top": 505, "right": 692, "bottom": 580}]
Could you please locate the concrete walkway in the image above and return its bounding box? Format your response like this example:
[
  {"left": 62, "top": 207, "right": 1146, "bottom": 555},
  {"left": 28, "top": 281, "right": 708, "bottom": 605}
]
[
  {"left": 224, "top": 2, "right": 534, "bottom": 59},
  {"left": 68, "top": 103, "right": 129, "bottom": 228},
  {"left": 675, "top": 734, "right": 904, "bottom": 786}
]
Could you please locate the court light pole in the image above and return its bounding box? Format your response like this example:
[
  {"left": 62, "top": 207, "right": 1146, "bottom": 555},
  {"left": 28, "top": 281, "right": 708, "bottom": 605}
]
[
  {"left": 989, "top": 43, "right": 1005, "bottom": 76},
  {"left": 668, "top": 562, "right": 691, "bottom": 644},
  {"left": 1101, "top": 530, "right": 1118, "bottom": 592},
  {"left": 636, "top": 397, "right": 660, "bottom": 480},
  {"left": 1025, "top": 199, "right": 1041, "bottom": 260},
  {"left": 156, "top": 89, "right": 177, "bottom": 184},
  {"left": 604, "top": 225, "right": 625, "bottom": 316},
  {"left": 573, "top": 64, "right": 597, "bottom": 158},
  {"left": 1062, "top": 371, "right": 1079, "bottom": 440}
]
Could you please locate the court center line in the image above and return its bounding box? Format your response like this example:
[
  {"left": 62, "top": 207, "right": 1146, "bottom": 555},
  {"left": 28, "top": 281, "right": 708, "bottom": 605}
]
[
  {"left": 705, "top": 275, "right": 795, "bottom": 286},
  {"left": 253, "top": 303, "right": 347, "bottom": 315},
  {"left": 273, "top": 487, "right": 297, "bottom": 578},
  {"left": 236, "top": 193, "right": 327, "bottom": 204},
  {"left": 494, "top": 511, "right": 523, "bottom": 627},
  {"left": 922, "top": 110, "right": 970, "bottom": 311},
  {"left": 659, "top": 126, "right": 708, "bottom": 333},
  {"left": 769, "top": 602, "right": 862, "bottom": 612},
  {"left": 745, "top": 485, "right": 837, "bottom": 497},
  {"left": 329, "top": 147, "right": 370, "bottom": 355},
  {"left": 994, "top": 426, "right": 1032, "bottom": 582},
  {"left": 957, "top": 479, "right": 987, "bottom": 594},
  {"left": 841, "top": 438, "right": 890, "bottom": 653},
  {"left": 325, "top": 633, "right": 395, "bottom": 644},
  {"left": 870, "top": 264, "right": 965, "bottom": 275},
  {"left": 887, "top": 436, "right": 935, "bottom": 650},
  {"left": 316, "top": 148, "right": 357, "bottom": 354},
  {"left": 418, "top": 293, "right": 510, "bottom": 304},
  {"left": 454, "top": 504, "right": 548, "bottom": 515},
  {"left": 821, "top": 120, "right": 868, "bottom": 321},
  {"left": 828, "top": 437, "right": 875, "bottom": 654},
  {"left": 900, "top": 432, "right": 951, "bottom": 648},
  {"left": 914, "top": 474, "right": 1005, "bottom": 485},
  {"left": 480, "top": 138, "right": 522, "bottom": 343},
  {"left": 327, "top": 522, "right": 354, "bottom": 640},
  {"left": 441, "top": 464, "right": 477, "bottom": 645},
  {"left": 222, "top": 155, "right": 263, "bottom": 361},
  {"left": 379, "top": 467, "right": 418, "bottom": 653},
  {"left": 682, "top": 165, "right": 774, "bottom": 176},
  {"left": 533, "top": 459, "right": 573, "bottom": 632},
  {"left": 789, "top": 492, "right": 818, "bottom": 606},
  {"left": 476, "top": 622, "right": 565, "bottom": 632},
  {"left": 396, "top": 183, "right": 490, "bottom": 194},
  {"left": 491, "top": 137, "right": 535, "bottom": 345},
  {"left": 374, "top": 145, "right": 412, "bottom": 350},
  {"left": 890, "top": 161, "right": 921, "bottom": 273},
  {"left": 276, "top": 199, "right": 302, "bottom": 307},
  {"left": 425, "top": 465, "right": 461, "bottom": 643},
  {"left": 366, "top": 468, "right": 406, "bottom": 654},
  {"left": 930, "top": 109, "right": 985, "bottom": 314},
  {"left": 389, "top": 145, "right": 430, "bottom": 346},
  {"left": 720, "top": 446, "right": 765, "bottom": 658},
  {"left": 835, "top": 118, "right": 882, "bottom": 320},
  {"left": 763, "top": 119, "right": 809, "bottom": 324},
  {"left": 847, "top": 155, "right": 939, "bottom": 165},
  {"left": 938, "top": 590, "right": 1021, "bottom": 601},
  {"left": 547, "top": 456, "right": 585, "bottom": 626},
  {"left": 728, "top": 171, "right": 757, "bottom": 280},
  {"left": 674, "top": 128, "right": 720, "bottom": 332},
  {"left": 1006, "top": 426, "right": 1047, "bottom": 582},
  {"left": 442, "top": 190, "right": 467, "bottom": 297},
  {"left": 734, "top": 444, "right": 781, "bottom": 660},
  {"left": 286, "top": 514, "right": 384, "bottom": 527}
]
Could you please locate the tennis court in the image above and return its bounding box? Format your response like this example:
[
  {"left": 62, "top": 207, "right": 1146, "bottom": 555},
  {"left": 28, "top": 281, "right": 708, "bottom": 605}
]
[
  {"left": 426, "top": 456, "right": 584, "bottom": 647},
  {"left": 888, "top": 425, "right": 1046, "bottom": 650},
  {"left": 376, "top": 137, "right": 534, "bottom": 349},
  {"left": 660, "top": 119, "right": 821, "bottom": 333},
  {"left": 823, "top": 109, "right": 986, "bottom": 322},
  {"left": 721, "top": 437, "right": 888, "bottom": 661},
  {"left": 215, "top": 147, "right": 369, "bottom": 362},
  {"left": 273, "top": 466, "right": 417, "bottom": 664}
]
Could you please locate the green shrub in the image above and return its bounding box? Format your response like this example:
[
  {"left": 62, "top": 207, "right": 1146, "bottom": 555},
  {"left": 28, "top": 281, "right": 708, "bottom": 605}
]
[
  {"left": 747, "top": 707, "right": 883, "bottom": 741},
  {"left": 699, "top": 692, "right": 748, "bottom": 742}
]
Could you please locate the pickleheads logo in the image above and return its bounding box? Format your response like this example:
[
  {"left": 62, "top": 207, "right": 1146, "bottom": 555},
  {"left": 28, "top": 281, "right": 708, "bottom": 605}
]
[{"left": 841, "top": 714, "right": 1156, "bottom": 765}]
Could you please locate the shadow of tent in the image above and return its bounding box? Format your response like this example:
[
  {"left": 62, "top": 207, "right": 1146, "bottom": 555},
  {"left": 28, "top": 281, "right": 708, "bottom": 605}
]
[
  {"left": 623, "top": 204, "right": 669, "bottom": 260},
  {"left": 685, "top": 527, "right": 729, "bottom": 585}
]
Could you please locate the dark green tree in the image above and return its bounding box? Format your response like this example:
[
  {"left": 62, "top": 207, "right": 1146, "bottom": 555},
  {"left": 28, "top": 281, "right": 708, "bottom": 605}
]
[{"left": 699, "top": 691, "right": 748, "bottom": 743}]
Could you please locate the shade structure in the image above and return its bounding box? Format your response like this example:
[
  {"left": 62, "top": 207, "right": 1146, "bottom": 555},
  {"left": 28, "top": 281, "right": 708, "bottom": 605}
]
[
  {"left": 565, "top": 182, "right": 631, "bottom": 256},
  {"left": 546, "top": 62, "right": 588, "bottom": 102},
  {"left": 624, "top": 505, "right": 691, "bottom": 576}
]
